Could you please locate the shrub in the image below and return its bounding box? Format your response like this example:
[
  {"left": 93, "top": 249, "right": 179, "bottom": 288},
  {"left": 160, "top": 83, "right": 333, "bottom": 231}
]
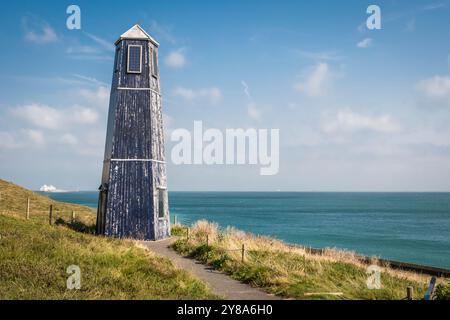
[
  {"left": 435, "top": 282, "right": 450, "bottom": 300},
  {"left": 171, "top": 224, "right": 187, "bottom": 237}
]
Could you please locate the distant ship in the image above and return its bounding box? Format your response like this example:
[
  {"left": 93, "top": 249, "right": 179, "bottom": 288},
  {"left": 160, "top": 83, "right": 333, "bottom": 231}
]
[{"left": 39, "top": 185, "right": 68, "bottom": 193}]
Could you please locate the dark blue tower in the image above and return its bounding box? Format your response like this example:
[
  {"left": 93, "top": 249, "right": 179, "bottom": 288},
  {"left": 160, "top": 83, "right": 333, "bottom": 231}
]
[{"left": 97, "top": 25, "right": 170, "bottom": 240}]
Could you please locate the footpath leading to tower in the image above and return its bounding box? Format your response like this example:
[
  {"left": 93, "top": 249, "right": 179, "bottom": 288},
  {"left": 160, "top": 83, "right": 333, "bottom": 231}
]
[{"left": 140, "top": 238, "right": 281, "bottom": 300}]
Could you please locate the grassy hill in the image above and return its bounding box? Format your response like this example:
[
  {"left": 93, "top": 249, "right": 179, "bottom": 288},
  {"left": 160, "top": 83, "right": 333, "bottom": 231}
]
[
  {"left": 0, "top": 179, "right": 96, "bottom": 227},
  {"left": 0, "top": 179, "right": 217, "bottom": 300},
  {"left": 171, "top": 221, "right": 435, "bottom": 300}
]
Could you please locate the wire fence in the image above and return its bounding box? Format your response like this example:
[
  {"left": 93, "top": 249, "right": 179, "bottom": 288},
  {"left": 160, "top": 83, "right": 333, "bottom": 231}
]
[
  {"left": 176, "top": 224, "right": 448, "bottom": 300},
  {"left": 2, "top": 201, "right": 444, "bottom": 300},
  {"left": 1, "top": 197, "right": 94, "bottom": 226},
  {"left": 177, "top": 227, "right": 247, "bottom": 263}
]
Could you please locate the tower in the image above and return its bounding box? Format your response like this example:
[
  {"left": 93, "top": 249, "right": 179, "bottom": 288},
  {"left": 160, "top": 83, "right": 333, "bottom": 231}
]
[{"left": 96, "top": 25, "right": 170, "bottom": 241}]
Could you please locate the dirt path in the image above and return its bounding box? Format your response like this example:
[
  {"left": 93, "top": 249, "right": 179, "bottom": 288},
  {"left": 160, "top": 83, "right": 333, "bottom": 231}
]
[{"left": 140, "top": 238, "right": 280, "bottom": 300}]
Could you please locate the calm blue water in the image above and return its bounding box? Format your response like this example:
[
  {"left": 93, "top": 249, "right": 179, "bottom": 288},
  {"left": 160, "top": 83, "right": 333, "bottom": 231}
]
[{"left": 40, "top": 192, "right": 450, "bottom": 269}]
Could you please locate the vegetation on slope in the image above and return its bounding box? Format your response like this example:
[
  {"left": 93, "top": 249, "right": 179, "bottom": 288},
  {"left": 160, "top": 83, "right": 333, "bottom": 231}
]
[
  {"left": 0, "top": 179, "right": 96, "bottom": 227},
  {"left": 435, "top": 282, "right": 450, "bottom": 300},
  {"left": 0, "top": 179, "right": 217, "bottom": 300},
  {"left": 3, "top": 178, "right": 448, "bottom": 300},
  {"left": 171, "top": 221, "right": 435, "bottom": 300}
]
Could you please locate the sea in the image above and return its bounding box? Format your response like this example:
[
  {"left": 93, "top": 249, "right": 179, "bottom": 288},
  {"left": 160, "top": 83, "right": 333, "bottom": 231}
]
[{"left": 39, "top": 191, "right": 450, "bottom": 269}]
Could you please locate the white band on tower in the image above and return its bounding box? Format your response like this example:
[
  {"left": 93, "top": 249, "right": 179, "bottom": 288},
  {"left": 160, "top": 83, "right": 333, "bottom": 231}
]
[{"left": 108, "top": 158, "right": 166, "bottom": 164}]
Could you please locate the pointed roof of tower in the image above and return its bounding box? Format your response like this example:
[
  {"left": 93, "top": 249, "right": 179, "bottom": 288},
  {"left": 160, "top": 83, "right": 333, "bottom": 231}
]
[{"left": 115, "top": 24, "right": 159, "bottom": 46}]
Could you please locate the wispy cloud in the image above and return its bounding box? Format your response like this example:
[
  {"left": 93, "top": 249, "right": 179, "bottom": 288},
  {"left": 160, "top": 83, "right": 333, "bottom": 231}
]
[
  {"left": 294, "top": 49, "right": 342, "bottom": 61},
  {"left": 385, "top": 1, "right": 449, "bottom": 25},
  {"left": 66, "top": 54, "right": 113, "bottom": 62},
  {"left": 241, "top": 81, "right": 261, "bottom": 121},
  {"left": 22, "top": 16, "right": 58, "bottom": 45},
  {"left": 66, "top": 45, "right": 100, "bottom": 55},
  {"left": 84, "top": 32, "right": 115, "bottom": 52},
  {"left": 173, "top": 87, "right": 222, "bottom": 104},
  {"left": 241, "top": 81, "right": 252, "bottom": 100},
  {"left": 295, "top": 63, "right": 330, "bottom": 97},
  {"left": 357, "top": 38, "right": 373, "bottom": 49},
  {"left": 321, "top": 109, "right": 401, "bottom": 134},
  {"left": 417, "top": 75, "right": 450, "bottom": 104},
  {"left": 422, "top": 2, "right": 449, "bottom": 11},
  {"left": 13, "top": 104, "right": 63, "bottom": 130},
  {"left": 150, "top": 20, "right": 177, "bottom": 44},
  {"left": 72, "top": 74, "right": 108, "bottom": 87},
  {"left": 9, "top": 74, "right": 109, "bottom": 88},
  {"left": 1, "top": 82, "right": 109, "bottom": 160},
  {"left": 78, "top": 86, "right": 110, "bottom": 109},
  {"left": 25, "top": 129, "right": 46, "bottom": 146},
  {"left": 247, "top": 103, "right": 261, "bottom": 121},
  {"left": 0, "top": 130, "right": 46, "bottom": 149},
  {"left": 73, "top": 107, "right": 99, "bottom": 124},
  {"left": 165, "top": 48, "right": 186, "bottom": 68},
  {"left": 59, "top": 133, "right": 78, "bottom": 146},
  {"left": 0, "top": 131, "right": 22, "bottom": 149},
  {"left": 12, "top": 103, "right": 99, "bottom": 130},
  {"left": 65, "top": 33, "right": 114, "bottom": 61}
]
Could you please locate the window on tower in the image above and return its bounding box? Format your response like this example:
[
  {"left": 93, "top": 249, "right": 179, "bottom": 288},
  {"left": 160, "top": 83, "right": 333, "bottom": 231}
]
[
  {"left": 127, "top": 45, "right": 142, "bottom": 74},
  {"left": 158, "top": 188, "right": 166, "bottom": 219},
  {"left": 151, "top": 47, "right": 158, "bottom": 78}
]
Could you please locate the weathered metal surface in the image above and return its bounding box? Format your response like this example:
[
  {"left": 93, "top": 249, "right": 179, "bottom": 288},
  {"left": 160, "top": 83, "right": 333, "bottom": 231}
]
[{"left": 97, "top": 25, "right": 170, "bottom": 241}]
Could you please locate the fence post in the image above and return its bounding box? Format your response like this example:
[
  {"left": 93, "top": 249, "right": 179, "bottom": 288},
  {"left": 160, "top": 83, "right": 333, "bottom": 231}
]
[
  {"left": 241, "top": 244, "right": 245, "bottom": 263},
  {"left": 407, "top": 286, "right": 414, "bottom": 300},
  {"left": 72, "top": 211, "right": 76, "bottom": 223},
  {"left": 186, "top": 228, "right": 189, "bottom": 241},
  {"left": 49, "top": 205, "right": 53, "bottom": 225},
  {"left": 174, "top": 215, "right": 177, "bottom": 225},
  {"left": 26, "top": 198, "right": 30, "bottom": 220},
  {"left": 206, "top": 234, "right": 209, "bottom": 246}
]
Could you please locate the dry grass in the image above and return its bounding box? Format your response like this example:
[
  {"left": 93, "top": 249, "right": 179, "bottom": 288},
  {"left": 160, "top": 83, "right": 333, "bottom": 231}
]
[
  {"left": 0, "top": 179, "right": 96, "bottom": 227},
  {"left": 0, "top": 179, "right": 440, "bottom": 300},
  {"left": 0, "top": 215, "right": 217, "bottom": 300},
  {"left": 0, "top": 179, "right": 217, "bottom": 300},
  {"left": 192, "top": 220, "right": 431, "bottom": 283},
  {"left": 172, "top": 220, "right": 434, "bottom": 300}
]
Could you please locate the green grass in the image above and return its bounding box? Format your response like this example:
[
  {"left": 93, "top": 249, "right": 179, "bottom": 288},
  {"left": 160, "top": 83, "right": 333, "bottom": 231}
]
[
  {"left": 0, "top": 179, "right": 217, "bottom": 300},
  {"left": 435, "top": 282, "right": 450, "bottom": 300},
  {"left": 1, "top": 179, "right": 441, "bottom": 300},
  {"left": 0, "top": 179, "right": 96, "bottom": 226},
  {"left": 171, "top": 221, "right": 432, "bottom": 300},
  {"left": 171, "top": 224, "right": 188, "bottom": 237}
]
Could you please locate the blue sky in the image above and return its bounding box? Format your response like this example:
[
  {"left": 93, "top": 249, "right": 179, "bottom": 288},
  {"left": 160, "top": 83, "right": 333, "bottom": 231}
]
[{"left": 1, "top": 0, "right": 450, "bottom": 191}]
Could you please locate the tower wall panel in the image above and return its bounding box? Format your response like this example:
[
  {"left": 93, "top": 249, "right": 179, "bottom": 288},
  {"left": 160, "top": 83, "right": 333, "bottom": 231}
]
[
  {"left": 111, "top": 90, "right": 153, "bottom": 160},
  {"left": 104, "top": 161, "right": 154, "bottom": 240}
]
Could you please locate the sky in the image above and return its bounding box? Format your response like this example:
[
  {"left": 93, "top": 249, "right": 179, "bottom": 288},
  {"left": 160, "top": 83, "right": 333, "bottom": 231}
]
[{"left": 1, "top": 0, "right": 450, "bottom": 191}]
